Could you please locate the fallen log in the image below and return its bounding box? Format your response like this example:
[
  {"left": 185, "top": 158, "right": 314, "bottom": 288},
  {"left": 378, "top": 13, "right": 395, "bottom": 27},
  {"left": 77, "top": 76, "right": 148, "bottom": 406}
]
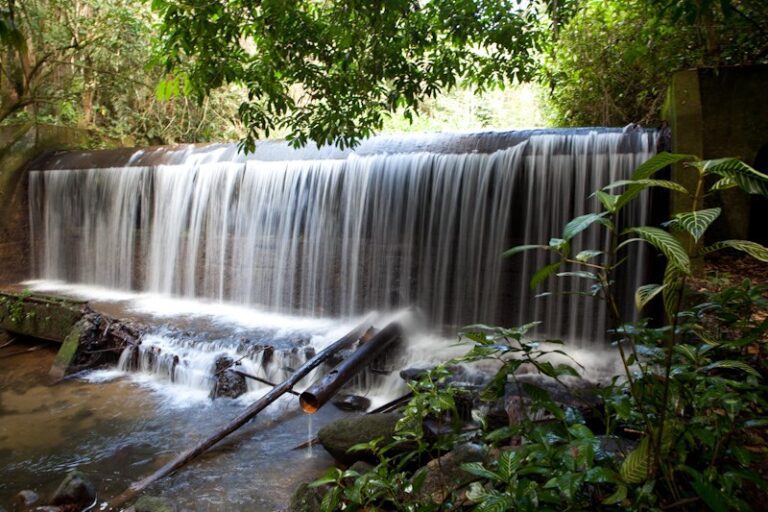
[
  {"left": 109, "top": 321, "right": 371, "bottom": 509},
  {"left": 300, "top": 323, "right": 402, "bottom": 413},
  {"left": 0, "top": 336, "right": 15, "bottom": 349}
]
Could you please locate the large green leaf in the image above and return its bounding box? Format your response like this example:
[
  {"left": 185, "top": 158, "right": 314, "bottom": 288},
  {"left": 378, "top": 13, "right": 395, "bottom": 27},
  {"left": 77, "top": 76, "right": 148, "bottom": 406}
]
[
  {"left": 557, "top": 271, "right": 598, "bottom": 280},
  {"left": 669, "top": 207, "right": 721, "bottom": 242},
  {"left": 470, "top": 491, "right": 516, "bottom": 512},
  {"left": 503, "top": 244, "right": 548, "bottom": 257},
  {"left": 497, "top": 450, "right": 521, "bottom": 480},
  {"left": 595, "top": 191, "right": 619, "bottom": 212},
  {"left": 698, "top": 240, "right": 768, "bottom": 262},
  {"left": 631, "top": 152, "right": 697, "bottom": 180},
  {"left": 703, "top": 360, "right": 761, "bottom": 377},
  {"left": 460, "top": 462, "right": 503, "bottom": 482},
  {"left": 628, "top": 227, "right": 691, "bottom": 273},
  {"left": 614, "top": 153, "right": 696, "bottom": 212},
  {"left": 530, "top": 261, "right": 561, "bottom": 289},
  {"left": 691, "top": 477, "right": 729, "bottom": 512},
  {"left": 575, "top": 250, "right": 602, "bottom": 262},
  {"left": 635, "top": 283, "right": 666, "bottom": 311},
  {"left": 602, "top": 484, "right": 628, "bottom": 505},
  {"left": 620, "top": 435, "right": 650, "bottom": 483},
  {"left": 603, "top": 179, "right": 689, "bottom": 194},
  {"left": 710, "top": 176, "right": 737, "bottom": 191},
  {"left": 700, "top": 158, "right": 768, "bottom": 196},
  {"left": 562, "top": 213, "right": 610, "bottom": 241},
  {"left": 662, "top": 263, "right": 683, "bottom": 317}
]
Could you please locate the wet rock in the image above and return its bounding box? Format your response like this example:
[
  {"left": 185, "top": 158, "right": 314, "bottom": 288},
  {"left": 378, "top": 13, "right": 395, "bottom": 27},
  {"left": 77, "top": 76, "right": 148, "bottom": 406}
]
[
  {"left": 261, "top": 346, "right": 274, "bottom": 366},
  {"left": 400, "top": 365, "right": 488, "bottom": 387},
  {"left": 331, "top": 393, "right": 371, "bottom": 412},
  {"left": 596, "top": 435, "right": 638, "bottom": 460},
  {"left": 133, "top": 495, "right": 175, "bottom": 512},
  {"left": 210, "top": 355, "right": 247, "bottom": 399},
  {"left": 289, "top": 482, "right": 323, "bottom": 512},
  {"left": 413, "top": 443, "right": 487, "bottom": 504},
  {"left": 49, "top": 470, "right": 95, "bottom": 510},
  {"left": 399, "top": 366, "right": 430, "bottom": 382},
  {"left": 12, "top": 490, "right": 39, "bottom": 510},
  {"left": 318, "top": 413, "right": 402, "bottom": 465},
  {"left": 485, "top": 374, "right": 602, "bottom": 429},
  {"left": 31, "top": 508, "right": 61, "bottom": 512}
]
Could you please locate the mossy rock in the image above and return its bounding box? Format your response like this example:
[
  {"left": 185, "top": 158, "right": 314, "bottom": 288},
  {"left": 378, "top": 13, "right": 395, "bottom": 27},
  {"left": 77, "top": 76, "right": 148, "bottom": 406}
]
[{"left": 317, "top": 412, "right": 402, "bottom": 465}]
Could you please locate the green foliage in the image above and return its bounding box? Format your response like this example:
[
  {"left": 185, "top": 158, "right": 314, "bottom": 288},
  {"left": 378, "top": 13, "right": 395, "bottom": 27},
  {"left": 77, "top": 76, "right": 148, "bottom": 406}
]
[
  {"left": 0, "top": 289, "right": 32, "bottom": 324},
  {"left": 0, "top": 0, "right": 246, "bottom": 146},
  {"left": 152, "top": 0, "right": 554, "bottom": 150},
  {"left": 540, "top": 0, "right": 768, "bottom": 126},
  {"left": 313, "top": 151, "right": 768, "bottom": 511}
]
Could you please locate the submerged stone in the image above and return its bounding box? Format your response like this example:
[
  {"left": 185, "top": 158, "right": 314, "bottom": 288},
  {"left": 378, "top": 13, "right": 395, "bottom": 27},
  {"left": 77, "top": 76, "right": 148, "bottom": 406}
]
[
  {"left": 11, "top": 490, "right": 39, "bottom": 510},
  {"left": 331, "top": 393, "right": 371, "bottom": 412},
  {"left": 49, "top": 470, "right": 96, "bottom": 509},
  {"left": 133, "top": 495, "right": 175, "bottom": 512}
]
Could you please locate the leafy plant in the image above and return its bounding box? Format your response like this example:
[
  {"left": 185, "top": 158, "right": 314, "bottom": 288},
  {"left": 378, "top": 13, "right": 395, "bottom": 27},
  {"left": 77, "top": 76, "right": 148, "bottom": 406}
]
[
  {"left": 311, "top": 152, "right": 768, "bottom": 511},
  {"left": 504, "top": 152, "right": 768, "bottom": 509}
]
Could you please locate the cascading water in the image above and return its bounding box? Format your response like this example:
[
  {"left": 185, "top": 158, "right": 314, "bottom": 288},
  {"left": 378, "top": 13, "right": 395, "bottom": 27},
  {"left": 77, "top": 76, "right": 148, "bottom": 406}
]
[{"left": 27, "top": 129, "right": 657, "bottom": 399}]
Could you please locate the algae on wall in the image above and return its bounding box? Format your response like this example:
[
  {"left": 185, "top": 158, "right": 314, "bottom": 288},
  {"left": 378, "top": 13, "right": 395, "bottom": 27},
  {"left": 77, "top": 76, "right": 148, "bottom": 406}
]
[{"left": 0, "top": 124, "right": 101, "bottom": 285}]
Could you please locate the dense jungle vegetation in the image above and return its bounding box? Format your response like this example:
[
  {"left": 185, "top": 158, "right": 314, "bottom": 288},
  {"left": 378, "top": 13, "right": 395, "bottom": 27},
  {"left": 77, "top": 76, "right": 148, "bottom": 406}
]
[
  {"left": 2, "top": 0, "right": 767, "bottom": 148},
  {"left": 2, "top": 1, "right": 768, "bottom": 511}
]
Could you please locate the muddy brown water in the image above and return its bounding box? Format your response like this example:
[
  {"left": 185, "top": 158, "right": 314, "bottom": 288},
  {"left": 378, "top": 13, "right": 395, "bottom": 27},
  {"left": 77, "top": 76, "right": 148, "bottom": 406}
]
[{"left": 0, "top": 342, "right": 346, "bottom": 511}]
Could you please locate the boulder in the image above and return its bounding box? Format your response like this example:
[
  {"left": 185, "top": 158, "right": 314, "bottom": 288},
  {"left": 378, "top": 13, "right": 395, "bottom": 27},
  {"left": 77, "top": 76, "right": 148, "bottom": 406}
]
[
  {"left": 485, "top": 374, "right": 602, "bottom": 429},
  {"left": 318, "top": 413, "right": 402, "bottom": 464},
  {"left": 49, "top": 471, "right": 96, "bottom": 510},
  {"left": 331, "top": 394, "right": 371, "bottom": 412},
  {"left": 12, "top": 490, "right": 39, "bottom": 510},
  {"left": 413, "top": 443, "right": 487, "bottom": 504},
  {"left": 133, "top": 496, "right": 175, "bottom": 512},
  {"left": 210, "top": 355, "right": 247, "bottom": 399}
]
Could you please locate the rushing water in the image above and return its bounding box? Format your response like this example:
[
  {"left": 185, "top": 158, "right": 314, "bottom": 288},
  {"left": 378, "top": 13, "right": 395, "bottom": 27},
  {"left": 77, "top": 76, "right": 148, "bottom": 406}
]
[
  {"left": 7, "top": 129, "right": 658, "bottom": 509},
  {"left": 0, "top": 345, "right": 344, "bottom": 511},
  {"left": 29, "top": 129, "right": 656, "bottom": 340}
]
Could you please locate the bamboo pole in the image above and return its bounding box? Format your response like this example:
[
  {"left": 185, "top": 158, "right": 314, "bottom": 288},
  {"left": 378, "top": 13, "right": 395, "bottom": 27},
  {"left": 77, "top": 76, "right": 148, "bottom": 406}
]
[
  {"left": 299, "top": 323, "right": 402, "bottom": 413},
  {"left": 109, "top": 321, "right": 371, "bottom": 509}
]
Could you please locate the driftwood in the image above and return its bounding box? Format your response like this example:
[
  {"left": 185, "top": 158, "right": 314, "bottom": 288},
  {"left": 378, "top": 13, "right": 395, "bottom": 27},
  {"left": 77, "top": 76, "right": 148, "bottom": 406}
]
[
  {"left": 300, "top": 323, "right": 402, "bottom": 413},
  {"left": 0, "top": 343, "right": 48, "bottom": 359},
  {"left": 109, "top": 321, "right": 371, "bottom": 509}
]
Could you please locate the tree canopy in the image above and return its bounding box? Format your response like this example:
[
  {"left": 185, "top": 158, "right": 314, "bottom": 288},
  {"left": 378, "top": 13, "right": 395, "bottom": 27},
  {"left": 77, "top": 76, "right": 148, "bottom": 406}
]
[
  {"left": 3, "top": 0, "right": 768, "bottom": 149},
  {"left": 542, "top": 0, "right": 768, "bottom": 126},
  {"left": 0, "top": 0, "right": 246, "bottom": 146},
  {"left": 152, "top": 0, "right": 564, "bottom": 149}
]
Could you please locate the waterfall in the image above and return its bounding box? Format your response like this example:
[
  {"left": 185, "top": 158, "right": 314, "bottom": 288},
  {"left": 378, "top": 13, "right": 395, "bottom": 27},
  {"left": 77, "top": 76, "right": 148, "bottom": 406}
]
[{"left": 29, "top": 129, "right": 656, "bottom": 342}]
